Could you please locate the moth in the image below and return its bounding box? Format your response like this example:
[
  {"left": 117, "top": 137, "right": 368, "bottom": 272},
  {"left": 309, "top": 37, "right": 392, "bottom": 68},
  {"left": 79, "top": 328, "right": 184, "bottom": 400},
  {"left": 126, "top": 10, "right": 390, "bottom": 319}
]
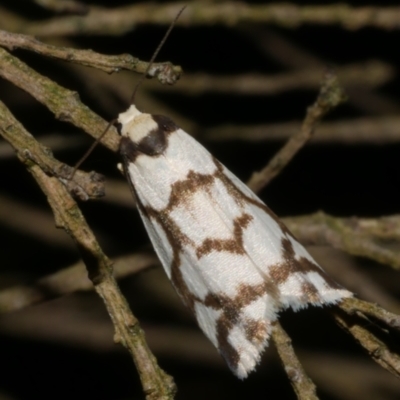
[{"left": 116, "top": 104, "right": 353, "bottom": 378}]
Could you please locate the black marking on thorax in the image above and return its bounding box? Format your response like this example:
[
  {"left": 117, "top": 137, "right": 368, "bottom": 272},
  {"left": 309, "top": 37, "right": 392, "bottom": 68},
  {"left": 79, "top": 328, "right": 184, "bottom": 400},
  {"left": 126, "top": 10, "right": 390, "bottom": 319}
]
[{"left": 118, "top": 114, "right": 179, "bottom": 162}]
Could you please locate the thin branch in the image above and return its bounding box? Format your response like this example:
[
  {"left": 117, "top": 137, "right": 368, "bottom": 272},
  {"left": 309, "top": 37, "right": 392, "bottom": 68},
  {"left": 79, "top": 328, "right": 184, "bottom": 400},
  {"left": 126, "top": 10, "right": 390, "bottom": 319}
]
[
  {"left": 299, "top": 351, "right": 400, "bottom": 400},
  {"left": 247, "top": 71, "right": 346, "bottom": 193},
  {"left": 0, "top": 30, "right": 182, "bottom": 84},
  {"left": 0, "top": 252, "right": 159, "bottom": 314},
  {"left": 33, "top": 0, "right": 89, "bottom": 15},
  {"left": 0, "top": 6, "right": 26, "bottom": 33},
  {"left": 245, "top": 27, "right": 400, "bottom": 116},
  {"left": 204, "top": 116, "right": 400, "bottom": 145},
  {"left": 272, "top": 322, "right": 319, "bottom": 400},
  {"left": 0, "top": 95, "right": 105, "bottom": 200},
  {"left": 334, "top": 303, "right": 400, "bottom": 379},
  {"left": 0, "top": 46, "right": 120, "bottom": 152},
  {"left": 0, "top": 133, "right": 85, "bottom": 160},
  {"left": 284, "top": 212, "right": 400, "bottom": 271},
  {"left": 339, "top": 297, "right": 400, "bottom": 331},
  {"left": 148, "top": 61, "right": 393, "bottom": 95},
  {"left": 0, "top": 100, "right": 176, "bottom": 400},
  {"left": 13, "top": 3, "right": 400, "bottom": 37}
]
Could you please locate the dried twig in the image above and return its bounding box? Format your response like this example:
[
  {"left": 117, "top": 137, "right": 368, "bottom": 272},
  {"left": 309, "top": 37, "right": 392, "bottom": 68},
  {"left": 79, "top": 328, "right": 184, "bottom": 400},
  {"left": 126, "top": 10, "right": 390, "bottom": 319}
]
[
  {"left": 0, "top": 30, "right": 182, "bottom": 83},
  {"left": 0, "top": 252, "right": 159, "bottom": 314},
  {"left": 245, "top": 27, "right": 400, "bottom": 116},
  {"left": 272, "top": 322, "right": 319, "bottom": 400},
  {"left": 0, "top": 47, "right": 119, "bottom": 152},
  {"left": 247, "top": 71, "right": 346, "bottom": 193},
  {"left": 12, "top": 3, "right": 400, "bottom": 37},
  {"left": 334, "top": 299, "right": 400, "bottom": 379},
  {"left": 339, "top": 297, "right": 400, "bottom": 331},
  {"left": 33, "top": 0, "right": 89, "bottom": 15},
  {"left": 0, "top": 133, "right": 85, "bottom": 160},
  {"left": 0, "top": 95, "right": 105, "bottom": 200},
  {"left": 204, "top": 115, "right": 400, "bottom": 145},
  {"left": 0, "top": 101, "right": 176, "bottom": 400},
  {"left": 284, "top": 212, "right": 400, "bottom": 271},
  {"left": 149, "top": 61, "right": 393, "bottom": 95}
]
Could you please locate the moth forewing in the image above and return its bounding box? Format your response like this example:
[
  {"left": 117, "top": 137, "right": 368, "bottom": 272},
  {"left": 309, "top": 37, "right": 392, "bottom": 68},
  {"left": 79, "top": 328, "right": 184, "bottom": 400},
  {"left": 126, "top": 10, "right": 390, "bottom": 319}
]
[{"left": 117, "top": 104, "right": 352, "bottom": 378}]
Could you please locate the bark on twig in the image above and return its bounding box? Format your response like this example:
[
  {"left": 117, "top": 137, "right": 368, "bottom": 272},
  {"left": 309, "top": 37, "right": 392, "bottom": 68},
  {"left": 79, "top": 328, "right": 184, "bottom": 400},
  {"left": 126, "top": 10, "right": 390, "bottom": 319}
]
[
  {"left": 272, "top": 322, "right": 319, "bottom": 400},
  {"left": 0, "top": 47, "right": 119, "bottom": 152},
  {"left": 0, "top": 99, "right": 105, "bottom": 200},
  {"left": 284, "top": 212, "right": 400, "bottom": 271},
  {"left": 0, "top": 101, "right": 176, "bottom": 400},
  {"left": 339, "top": 297, "right": 400, "bottom": 331},
  {"left": 247, "top": 71, "right": 346, "bottom": 193},
  {"left": 0, "top": 30, "right": 182, "bottom": 84},
  {"left": 335, "top": 298, "right": 400, "bottom": 379},
  {"left": 13, "top": 3, "right": 400, "bottom": 37}
]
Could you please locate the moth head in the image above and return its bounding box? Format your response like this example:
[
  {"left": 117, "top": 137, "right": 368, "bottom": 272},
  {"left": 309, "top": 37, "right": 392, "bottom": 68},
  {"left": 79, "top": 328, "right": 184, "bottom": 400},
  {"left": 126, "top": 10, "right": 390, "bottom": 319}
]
[
  {"left": 116, "top": 105, "right": 157, "bottom": 141},
  {"left": 117, "top": 107, "right": 176, "bottom": 158}
]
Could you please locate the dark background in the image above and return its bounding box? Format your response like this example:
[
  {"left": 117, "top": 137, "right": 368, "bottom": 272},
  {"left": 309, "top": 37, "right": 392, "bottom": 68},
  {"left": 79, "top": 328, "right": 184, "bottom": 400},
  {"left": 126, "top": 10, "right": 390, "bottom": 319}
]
[{"left": 0, "top": 1, "right": 400, "bottom": 399}]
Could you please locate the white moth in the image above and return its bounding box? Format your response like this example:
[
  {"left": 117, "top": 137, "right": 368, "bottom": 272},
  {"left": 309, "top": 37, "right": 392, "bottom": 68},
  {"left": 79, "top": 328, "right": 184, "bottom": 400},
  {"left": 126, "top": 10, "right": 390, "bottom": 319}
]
[{"left": 117, "top": 104, "right": 352, "bottom": 379}]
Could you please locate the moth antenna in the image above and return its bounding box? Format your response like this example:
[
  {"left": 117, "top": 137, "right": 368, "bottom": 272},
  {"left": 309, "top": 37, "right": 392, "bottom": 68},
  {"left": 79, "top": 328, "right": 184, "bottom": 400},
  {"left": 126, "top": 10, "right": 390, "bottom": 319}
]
[
  {"left": 70, "top": 6, "right": 185, "bottom": 180},
  {"left": 130, "top": 5, "right": 186, "bottom": 104},
  {"left": 69, "top": 118, "right": 116, "bottom": 179}
]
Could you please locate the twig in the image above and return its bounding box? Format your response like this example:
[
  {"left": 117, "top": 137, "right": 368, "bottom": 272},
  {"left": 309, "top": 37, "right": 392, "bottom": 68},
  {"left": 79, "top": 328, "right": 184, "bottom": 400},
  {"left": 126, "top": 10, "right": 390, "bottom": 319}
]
[
  {"left": 245, "top": 27, "right": 400, "bottom": 116},
  {"left": 0, "top": 133, "right": 85, "bottom": 160},
  {"left": 204, "top": 115, "right": 400, "bottom": 145},
  {"left": 314, "top": 249, "right": 400, "bottom": 314},
  {"left": 0, "top": 46, "right": 120, "bottom": 152},
  {"left": 13, "top": 3, "right": 400, "bottom": 37},
  {"left": 0, "top": 30, "right": 182, "bottom": 84},
  {"left": 299, "top": 351, "right": 400, "bottom": 400},
  {"left": 272, "top": 322, "right": 319, "bottom": 400},
  {"left": 0, "top": 6, "right": 26, "bottom": 33},
  {"left": 284, "top": 212, "right": 400, "bottom": 271},
  {"left": 339, "top": 297, "right": 400, "bottom": 331},
  {"left": 247, "top": 71, "right": 346, "bottom": 193},
  {"left": 0, "top": 100, "right": 176, "bottom": 400},
  {"left": 334, "top": 304, "right": 400, "bottom": 379},
  {"left": 148, "top": 61, "right": 393, "bottom": 95},
  {"left": 0, "top": 97, "right": 105, "bottom": 200},
  {"left": 33, "top": 0, "right": 89, "bottom": 15},
  {"left": 0, "top": 252, "right": 159, "bottom": 314}
]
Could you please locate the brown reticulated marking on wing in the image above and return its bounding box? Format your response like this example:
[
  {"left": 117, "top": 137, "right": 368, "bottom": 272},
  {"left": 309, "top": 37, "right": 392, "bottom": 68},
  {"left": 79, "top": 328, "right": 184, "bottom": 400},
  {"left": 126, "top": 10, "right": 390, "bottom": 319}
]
[
  {"left": 300, "top": 281, "right": 321, "bottom": 303},
  {"left": 133, "top": 169, "right": 225, "bottom": 311},
  {"left": 203, "top": 283, "right": 268, "bottom": 371},
  {"left": 212, "top": 157, "right": 293, "bottom": 237},
  {"left": 196, "top": 213, "right": 253, "bottom": 259},
  {"left": 142, "top": 205, "right": 200, "bottom": 310},
  {"left": 244, "top": 319, "right": 269, "bottom": 344},
  {"left": 269, "top": 236, "right": 341, "bottom": 290},
  {"left": 167, "top": 170, "right": 216, "bottom": 210}
]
